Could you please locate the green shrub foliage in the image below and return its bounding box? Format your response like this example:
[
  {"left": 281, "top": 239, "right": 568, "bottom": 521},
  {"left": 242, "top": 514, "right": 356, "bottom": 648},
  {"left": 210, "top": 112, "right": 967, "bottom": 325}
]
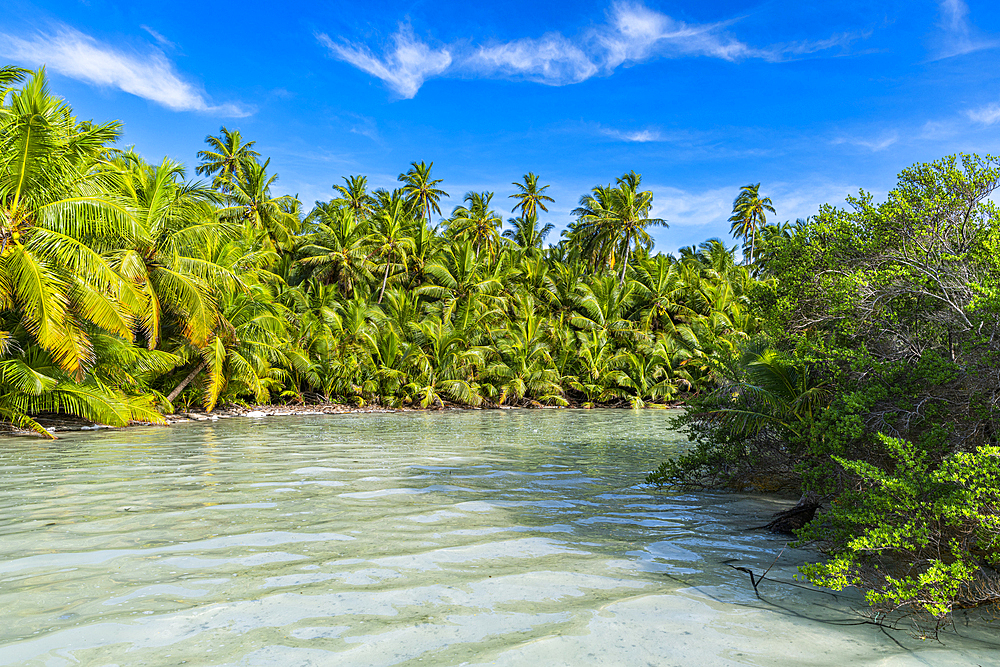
[{"left": 650, "top": 154, "right": 1000, "bottom": 627}]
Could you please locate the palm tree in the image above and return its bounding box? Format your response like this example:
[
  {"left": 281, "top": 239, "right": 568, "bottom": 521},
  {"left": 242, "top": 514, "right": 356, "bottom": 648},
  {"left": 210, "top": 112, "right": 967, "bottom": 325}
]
[
  {"left": 399, "top": 161, "right": 447, "bottom": 229},
  {"left": 607, "top": 171, "right": 667, "bottom": 285},
  {"left": 728, "top": 183, "right": 775, "bottom": 264},
  {"left": 565, "top": 331, "right": 623, "bottom": 407},
  {"left": 0, "top": 70, "right": 178, "bottom": 432},
  {"left": 704, "top": 344, "right": 831, "bottom": 441},
  {"left": 219, "top": 159, "right": 301, "bottom": 252},
  {"left": 509, "top": 172, "right": 554, "bottom": 221},
  {"left": 571, "top": 274, "right": 640, "bottom": 341},
  {"left": 296, "top": 203, "right": 373, "bottom": 297},
  {"left": 605, "top": 341, "right": 678, "bottom": 408},
  {"left": 418, "top": 240, "right": 503, "bottom": 329},
  {"left": 485, "top": 295, "right": 564, "bottom": 406},
  {"left": 570, "top": 172, "right": 667, "bottom": 285},
  {"left": 379, "top": 286, "right": 424, "bottom": 338},
  {"left": 540, "top": 262, "right": 585, "bottom": 327},
  {"left": 196, "top": 127, "right": 260, "bottom": 192},
  {"left": 406, "top": 315, "right": 485, "bottom": 408},
  {"left": 165, "top": 285, "right": 288, "bottom": 410},
  {"left": 503, "top": 215, "right": 555, "bottom": 251},
  {"left": 0, "top": 65, "right": 27, "bottom": 91},
  {"left": 446, "top": 191, "right": 504, "bottom": 258},
  {"left": 111, "top": 152, "right": 243, "bottom": 350},
  {"left": 567, "top": 184, "right": 617, "bottom": 271},
  {"left": 0, "top": 343, "right": 168, "bottom": 437},
  {"left": 332, "top": 175, "right": 375, "bottom": 221},
  {"left": 403, "top": 216, "right": 439, "bottom": 287},
  {"left": 631, "top": 253, "right": 696, "bottom": 334},
  {"left": 368, "top": 324, "right": 417, "bottom": 404},
  {"left": 367, "top": 197, "right": 416, "bottom": 303},
  {"left": 0, "top": 69, "right": 140, "bottom": 377}
]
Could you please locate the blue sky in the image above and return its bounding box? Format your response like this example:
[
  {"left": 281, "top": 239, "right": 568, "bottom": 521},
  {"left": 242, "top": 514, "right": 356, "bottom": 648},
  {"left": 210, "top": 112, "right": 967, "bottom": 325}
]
[{"left": 2, "top": 0, "right": 999, "bottom": 251}]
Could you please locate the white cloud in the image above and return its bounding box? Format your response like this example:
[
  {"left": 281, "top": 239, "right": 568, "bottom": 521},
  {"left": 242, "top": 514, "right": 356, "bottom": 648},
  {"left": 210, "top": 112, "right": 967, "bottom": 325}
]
[
  {"left": 321, "top": 1, "right": 858, "bottom": 97},
  {"left": 317, "top": 25, "right": 451, "bottom": 99},
  {"left": 0, "top": 25, "right": 249, "bottom": 115},
  {"left": 930, "top": 0, "right": 1000, "bottom": 60},
  {"left": 465, "top": 4, "right": 752, "bottom": 86},
  {"left": 967, "top": 103, "right": 1000, "bottom": 125}
]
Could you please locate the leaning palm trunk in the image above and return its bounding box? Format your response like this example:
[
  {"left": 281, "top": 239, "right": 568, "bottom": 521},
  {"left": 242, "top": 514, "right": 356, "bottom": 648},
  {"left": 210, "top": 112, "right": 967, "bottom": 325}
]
[
  {"left": 378, "top": 262, "right": 390, "bottom": 303},
  {"left": 619, "top": 232, "right": 631, "bottom": 286},
  {"left": 166, "top": 360, "right": 207, "bottom": 403}
]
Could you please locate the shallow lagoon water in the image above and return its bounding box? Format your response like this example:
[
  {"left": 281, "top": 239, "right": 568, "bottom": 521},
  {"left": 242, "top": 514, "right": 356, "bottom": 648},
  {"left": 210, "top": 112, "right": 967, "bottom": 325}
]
[{"left": 0, "top": 409, "right": 995, "bottom": 666}]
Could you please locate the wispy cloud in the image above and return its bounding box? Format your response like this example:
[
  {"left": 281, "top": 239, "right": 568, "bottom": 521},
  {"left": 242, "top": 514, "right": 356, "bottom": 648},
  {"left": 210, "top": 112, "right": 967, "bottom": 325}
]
[
  {"left": 649, "top": 185, "right": 734, "bottom": 230},
  {"left": 468, "top": 33, "right": 597, "bottom": 85},
  {"left": 598, "top": 125, "right": 665, "bottom": 142},
  {"left": 461, "top": 4, "right": 752, "bottom": 87},
  {"left": 597, "top": 2, "right": 750, "bottom": 67},
  {"left": 0, "top": 24, "right": 250, "bottom": 115},
  {"left": 140, "top": 25, "right": 175, "bottom": 50},
  {"left": 761, "top": 31, "right": 867, "bottom": 61},
  {"left": 832, "top": 132, "right": 899, "bottom": 151},
  {"left": 919, "top": 118, "right": 961, "bottom": 140},
  {"left": 317, "top": 25, "right": 451, "bottom": 99},
  {"left": 644, "top": 180, "right": 863, "bottom": 254},
  {"left": 967, "top": 103, "right": 1000, "bottom": 125},
  {"left": 344, "top": 113, "right": 381, "bottom": 142},
  {"left": 930, "top": 0, "right": 1000, "bottom": 60},
  {"left": 320, "top": 1, "right": 862, "bottom": 97}
]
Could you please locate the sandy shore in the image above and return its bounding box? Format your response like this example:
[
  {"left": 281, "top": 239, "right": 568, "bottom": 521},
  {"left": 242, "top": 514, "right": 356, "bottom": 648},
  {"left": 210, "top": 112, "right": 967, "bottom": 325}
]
[
  {"left": 164, "top": 403, "right": 413, "bottom": 424},
  {"left": 0, "top": 400, "right": 686, "bottom": 437}
]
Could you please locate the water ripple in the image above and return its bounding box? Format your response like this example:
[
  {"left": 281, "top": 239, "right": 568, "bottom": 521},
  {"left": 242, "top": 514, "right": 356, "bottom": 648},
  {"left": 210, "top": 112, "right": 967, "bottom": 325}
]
[{"left": 0, "top": 410, "right": 992, "bottom": 666}]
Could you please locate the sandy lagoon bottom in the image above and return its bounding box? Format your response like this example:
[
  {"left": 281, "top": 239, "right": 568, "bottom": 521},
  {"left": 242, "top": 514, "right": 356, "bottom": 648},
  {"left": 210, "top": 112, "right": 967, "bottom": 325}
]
[{"left": 0, "top": 409, "right": 995, "bottom": 666}]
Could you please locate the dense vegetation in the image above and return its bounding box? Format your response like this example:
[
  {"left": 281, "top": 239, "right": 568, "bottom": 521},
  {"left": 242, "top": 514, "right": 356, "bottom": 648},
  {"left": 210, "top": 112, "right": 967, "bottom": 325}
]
[
  {"left": 3, "top": 66, "right": 996, "bottom": 630},
  {"left": 649, "top": 154, "right": 1000, "bottom": 631},
  {"left": 0, "top": 67, "right": 752, "bottom": 434}
]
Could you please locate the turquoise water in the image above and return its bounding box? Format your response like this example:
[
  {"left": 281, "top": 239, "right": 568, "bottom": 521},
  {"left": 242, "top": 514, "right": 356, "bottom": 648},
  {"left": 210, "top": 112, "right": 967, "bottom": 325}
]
[{"left": 0, "top": 410, "right": 994, "bottom": 666}]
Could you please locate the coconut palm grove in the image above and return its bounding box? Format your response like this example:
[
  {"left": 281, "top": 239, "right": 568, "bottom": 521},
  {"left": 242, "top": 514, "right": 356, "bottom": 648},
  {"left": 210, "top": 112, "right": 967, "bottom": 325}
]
[{"left": 2, "top": 59, "right": 1000, "bottom": 632}]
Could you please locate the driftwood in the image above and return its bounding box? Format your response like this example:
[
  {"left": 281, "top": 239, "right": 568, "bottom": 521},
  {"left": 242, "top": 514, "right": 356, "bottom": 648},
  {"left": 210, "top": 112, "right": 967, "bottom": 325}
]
[{"left": 753, "top": 492, "right": 821, "bottom": 534}]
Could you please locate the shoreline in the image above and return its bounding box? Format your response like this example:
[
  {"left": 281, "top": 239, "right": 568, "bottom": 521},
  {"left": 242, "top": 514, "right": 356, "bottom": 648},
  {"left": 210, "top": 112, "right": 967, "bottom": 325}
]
[{"left": 1, "top": 400, "right": 688, "bottom": 438}]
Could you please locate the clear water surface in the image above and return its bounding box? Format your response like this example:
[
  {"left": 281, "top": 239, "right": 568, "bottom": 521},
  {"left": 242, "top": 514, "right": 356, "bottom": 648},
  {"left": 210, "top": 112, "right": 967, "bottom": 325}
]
[{"left": 0, "top": 410, "right": 995, "bottom": 666}]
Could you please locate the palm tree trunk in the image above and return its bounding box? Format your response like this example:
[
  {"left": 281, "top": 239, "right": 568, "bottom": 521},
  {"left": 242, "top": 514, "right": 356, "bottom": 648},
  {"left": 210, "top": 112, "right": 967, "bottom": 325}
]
[
  {"left": 378, "top": 262, "right": 390, "bottom": 304},
  {"left": 167, "top": 360, "right": 207, "bottom": 403},
  {"left": 619, "top": 233, "right": 631, "bottom": 286}
]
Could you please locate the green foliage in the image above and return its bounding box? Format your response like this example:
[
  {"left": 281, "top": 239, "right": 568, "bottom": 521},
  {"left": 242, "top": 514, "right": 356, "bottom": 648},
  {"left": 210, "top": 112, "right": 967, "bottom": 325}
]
[
  {"left": 9, "top": 65, "right": 997, "bottom": 629},
  {"left": 1, "top": 65, "right": 755, "bottom": 435},
  {"left": 798, "top": 436, "right": 1000, "bottom": 624},
  {"left": 651, "top": 151, "right": 1000, "bottom": 626}
]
